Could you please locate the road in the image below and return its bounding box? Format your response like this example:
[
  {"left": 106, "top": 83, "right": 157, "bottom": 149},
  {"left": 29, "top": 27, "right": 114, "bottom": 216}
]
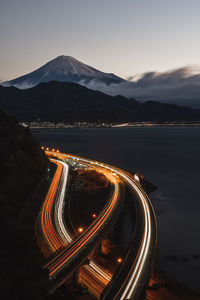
[
  {"left": 36, "top": 159, "right": 72, "bottom": 259},
  {"left": 52, "top": 159, "right": 113, "bottom": 297},
  {"left": 53, "top": 159, "right": 113, "bottom": 296},
  {"left": 44, "top": 167, "right": 124, "bottom": 294},
  {"left": 40, "top": 151, "right": 157, "bottom": 299},
  {"left": 37, "top": 154, "right": 123, "bottom": 295}
]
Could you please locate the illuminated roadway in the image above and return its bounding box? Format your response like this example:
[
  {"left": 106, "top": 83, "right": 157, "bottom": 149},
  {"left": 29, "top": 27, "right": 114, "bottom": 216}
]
[
  {"left": 37, "top": 157, "right": 113, "bottom": 292},
  {"left": 37, "top": 156, "right": 113, "bottom": 297},
  {"left": 37, "top": 154, "right": 123, "bottom": 295},
  {"left": 40, "top": 151, "right": 157, "bottom": 299},
  {"left": 36, "top": 159, "right": 70, "bottom": 257},
  {"left": 53, "top": 159, "right": 112, "bottom": 298},
  {"left": 45, "top": 167, "right": 124, "bottom": 294},
  {"left": 52, "top": 159, "right": 113, "bottom": 296}
]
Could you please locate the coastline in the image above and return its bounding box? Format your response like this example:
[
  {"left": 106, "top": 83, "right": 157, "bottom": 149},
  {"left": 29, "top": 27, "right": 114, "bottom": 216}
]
[{"left": 23, "top": 121, "right": 200, "bottom": 129}]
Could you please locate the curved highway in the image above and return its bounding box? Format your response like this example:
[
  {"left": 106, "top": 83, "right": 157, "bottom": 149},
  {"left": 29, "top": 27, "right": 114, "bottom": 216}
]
[
  {"left": 45, "top": 169, "right": 124, "bottom": 293},
  {"left": 37, "top": 154, "right": 124, "bottom": 295},
  {"left": 52, "top": 159, "right": 113, "bottom": 296},
  {"left": 37, "top": 157, "right": 113, "bottom": 294},
  {"left": 36, "top": 159, "right": 68, "bottom": 256},
  {"left": 52, "top": 159, "right": 113, "bottom": 297},
  {"left": 44, "top": 151, "right": 157, "bottom": 299}
]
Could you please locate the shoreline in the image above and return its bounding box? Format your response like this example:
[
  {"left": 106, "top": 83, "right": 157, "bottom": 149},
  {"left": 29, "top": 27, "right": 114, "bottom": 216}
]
[{"left": 26, "top": 122, "right": 200, "bottom": 129}]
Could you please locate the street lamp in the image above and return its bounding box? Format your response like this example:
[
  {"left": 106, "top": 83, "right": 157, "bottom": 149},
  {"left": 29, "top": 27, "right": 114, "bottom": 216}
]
[
  {"left": 117, "top": 258, "right": 122, "bottom": 263},
  {"left": 92, "top": 213, "right": 97, "bottom": 219},
  {"left": 78, "top": 227, "right": 83, "bottom": 233}
]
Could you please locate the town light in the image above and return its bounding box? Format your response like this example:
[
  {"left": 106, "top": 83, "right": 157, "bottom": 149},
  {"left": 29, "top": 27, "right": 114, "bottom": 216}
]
[{"left": 46, "top": 147, "right": 49, "bottom": 151}]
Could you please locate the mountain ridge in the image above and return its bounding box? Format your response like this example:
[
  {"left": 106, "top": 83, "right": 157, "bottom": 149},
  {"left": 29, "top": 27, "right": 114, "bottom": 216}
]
[{"left": 0, "top": 81, "right": 200, "bottom": 123}]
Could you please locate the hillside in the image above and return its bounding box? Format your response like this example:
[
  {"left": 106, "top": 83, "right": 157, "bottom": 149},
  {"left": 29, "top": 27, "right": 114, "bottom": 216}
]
[
  {"left": 0, "top": 81, "right": 200, "bottom": 123},
  {"left": 0, "top": 109, "right": 50, "bottom": 299}
]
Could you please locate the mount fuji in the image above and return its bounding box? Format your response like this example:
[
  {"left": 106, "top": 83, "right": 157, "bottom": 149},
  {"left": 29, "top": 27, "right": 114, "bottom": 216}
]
[{"left": 2, "top": 55, "right": 125, "bottom": 89}]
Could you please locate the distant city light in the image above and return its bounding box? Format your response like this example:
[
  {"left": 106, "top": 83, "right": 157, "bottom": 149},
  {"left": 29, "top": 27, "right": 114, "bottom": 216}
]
[
  {"left": 56, "top": 150, "right": 60, "bottom": 153},
  {"left": 117, "top": 257, "right": 122, "bottom": 263}
]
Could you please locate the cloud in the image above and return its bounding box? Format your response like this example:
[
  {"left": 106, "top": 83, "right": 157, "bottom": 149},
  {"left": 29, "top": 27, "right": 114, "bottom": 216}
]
[
  {"left": 81, "top": 66, "right": 200, "bottom": 109},
  {"left": 1, "top": 81, "right": 34, "bottom": 89},
  {"left": 14, "top": 81, "right": 34, "bottom": 89}
]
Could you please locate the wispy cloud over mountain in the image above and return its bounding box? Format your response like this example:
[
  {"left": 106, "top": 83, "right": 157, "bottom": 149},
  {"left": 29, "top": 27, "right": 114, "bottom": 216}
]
[{"left": 82, "top": 66, "right": 200, "bottom": 109}]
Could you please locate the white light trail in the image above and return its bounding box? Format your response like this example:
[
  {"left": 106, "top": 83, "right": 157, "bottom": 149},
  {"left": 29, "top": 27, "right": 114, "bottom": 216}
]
[
  {"left": 50, "top": 157, "right": 112, "bottom": 286},
  {"left": 47, "top": 151, "right": 155, "bottom": 299},
  {"left": 51, "top": 159, "right": 73, "bottom": 244}
]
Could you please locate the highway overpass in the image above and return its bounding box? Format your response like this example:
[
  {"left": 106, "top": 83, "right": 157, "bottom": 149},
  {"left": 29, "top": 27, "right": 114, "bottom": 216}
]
[{"left": 37, "top": 150, "right": 157, "bottom": 299}]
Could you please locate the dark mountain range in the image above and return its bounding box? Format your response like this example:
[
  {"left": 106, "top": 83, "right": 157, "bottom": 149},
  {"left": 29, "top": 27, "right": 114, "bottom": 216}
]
[
  {"left": 2, "top": 55, "right": 124, "bottom": 89},
  {"left": 0, "top": 81, "right": 200, "bottom": 122}
]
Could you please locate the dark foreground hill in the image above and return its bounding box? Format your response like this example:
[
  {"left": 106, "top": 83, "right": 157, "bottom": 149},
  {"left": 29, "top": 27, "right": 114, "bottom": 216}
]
[
  {"left": 0, "top": 109, "right": 51, "bottom": 299},
  {"left": 1, "top": 81, "right": 200, "bottom": 122}
]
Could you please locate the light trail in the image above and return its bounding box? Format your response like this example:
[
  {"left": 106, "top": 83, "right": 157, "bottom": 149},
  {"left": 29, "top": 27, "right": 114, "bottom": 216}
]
[
  {"left": 40, "top": 155, "right": 114, "bottom": 295},
  {"left": 41, "top": 160, "right": 64, "bottom": 253},
  {"left": 52, "top": 160, "right": 112, "bottom": 286},
  {"left": 52, "top": 159, "right": 72, "bottom": 245},
  {"left": 46, "top": 151, "right": 156, "bottom": 299},
  {"left": 46, "top": 176, "right": 119, "bottom": 277},
  {"left": 51, "top": 159, "right": 112, "bottom": 288},
  {"left": 40, "top": 159, "right": 71, "bottom": 254},
  {"left": 115, "top": 172, "right": 151, "bottom": 299}
]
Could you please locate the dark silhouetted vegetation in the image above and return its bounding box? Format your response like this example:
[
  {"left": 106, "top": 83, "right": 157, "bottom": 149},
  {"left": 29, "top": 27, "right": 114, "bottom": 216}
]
[{"left": 0, "top": 108, "right": 51, "bottom": 299}]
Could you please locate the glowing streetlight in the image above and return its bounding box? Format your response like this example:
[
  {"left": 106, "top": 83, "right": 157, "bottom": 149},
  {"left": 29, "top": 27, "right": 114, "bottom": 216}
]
[
  {"left": 46, "top": 147, "right": 49, "bottom": 151},
  {"left": 117, "top": 258, "right": 122, "bottom": 263},
  {"left": 52, "top": 148, "right": 55, "bottom": 152},
  {"left": 78, "top": 227, "right": 83, "bottom": 233},
  {"left": 56, "top": 150, "right": 60, "bottom": 153},
  {"left": 41, "top": 146, "right": 44, "bottom": 150},
  {"left": 92, "top": 213, "right": 97, "bottom": 219}
]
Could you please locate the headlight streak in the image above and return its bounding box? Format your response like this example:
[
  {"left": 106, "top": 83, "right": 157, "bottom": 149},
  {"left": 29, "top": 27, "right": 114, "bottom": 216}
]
[
  {"left": 116, "top": 174, "right": 151, "bottom": 299},
  {"left": 46, "top": 151, "right": 155, "bottom": 299},
  {"left": 52, "top": 159, "right": 72, "bottom": 245},
  {"left": 47, "top": 181, "right": 119, "bottom": 277},
  {"left": 41, "top": 161, "right": 65, "bottom": 253},
  {"left": 38, "top": 154, "right": 117, "bottom": 300},
  {"left": 41, "top": 156, "right": 113, "bottom": 293},
  {"left": 53, "top": 159, "right": 112, "bottom": 285}
]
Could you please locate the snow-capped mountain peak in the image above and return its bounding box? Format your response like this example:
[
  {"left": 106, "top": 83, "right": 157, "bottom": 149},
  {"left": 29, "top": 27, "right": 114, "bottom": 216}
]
[{"left": 3, "top": 55, "right": 124, "bottom": 89}]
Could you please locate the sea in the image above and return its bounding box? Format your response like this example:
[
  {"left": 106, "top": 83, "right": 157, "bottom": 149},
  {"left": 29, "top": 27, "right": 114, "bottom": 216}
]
[{"left": 33, "top": 126, "right": 200, "bottom": 292}]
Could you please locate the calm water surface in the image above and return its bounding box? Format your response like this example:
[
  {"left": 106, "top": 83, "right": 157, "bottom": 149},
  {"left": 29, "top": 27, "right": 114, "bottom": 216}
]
[{"left": 33, "top": 127, "right": 200, "bottom": 291}]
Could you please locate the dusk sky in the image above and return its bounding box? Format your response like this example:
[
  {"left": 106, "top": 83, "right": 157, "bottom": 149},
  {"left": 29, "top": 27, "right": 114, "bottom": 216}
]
[{"left": 1, "top": 0, "right": 200, "bottom": 81}]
